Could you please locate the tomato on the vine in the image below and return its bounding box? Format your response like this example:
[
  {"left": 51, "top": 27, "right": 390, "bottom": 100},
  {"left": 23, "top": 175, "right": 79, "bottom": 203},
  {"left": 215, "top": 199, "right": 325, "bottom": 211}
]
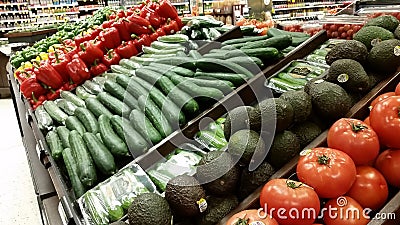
[
  {"left": 323, "top": 196, "right": 370, "bottom": 225},
  {"left": 370, "top": 92, "right": 396, "bottom": 107},
  {"left": 225, "top": 209, "right": 279, "bottom": 225},
  {"left": 364, "top": 117, "right": 370, "bottom": 125},
  {"left": 395, "top": 83, "right": 400, "bottom": 95},
  {"left": 346, "top": 166, "right": 388, "bottom": 210},
  {"left": 259, "top": 179, "right": 320, "bottom": 225},
  {"left": 370, "top": 96, "right": 400, "bottom": 148},
  {"left": 297, "top": 147, "right": 356, "bottom": 198},
  {"left": 375, "top": 149, "right": 400, "bottom": 188},
  {"left": 327, "top": 118, "right": 380, "bottom": 165}
]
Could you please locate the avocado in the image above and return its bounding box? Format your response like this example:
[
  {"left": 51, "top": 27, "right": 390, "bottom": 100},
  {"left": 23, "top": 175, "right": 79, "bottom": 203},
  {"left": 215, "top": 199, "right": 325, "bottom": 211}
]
[
  {"left": 266, "top": 130, "right": 301, "bottom": 168},
  {"left": 224, "top": 106, "right": 261, "bottom": 139},
  {"left": 367, "top": 39, "right": 400, "bottom": 74},
  {"left": 196, "top": 195, "right": 239, "bottom": 225},
  {"left": 279, "top": 90, "right": 312, "bottom": 123},
  {"left": 227, "top": 129, "right": 266, "bottom": 165},
  {"left": 367, "top": 70, "right": 387, "bottom": 86},
  {"left": 308, "top": 80, "right": 352, "bottom": 120},
  {"left": 110, "top": 222, "right": 128, "bottom": 225},
  {"left": 255, "top": 98, "right": 294, "bottom": 132},
  {"left": 395, "top": 25, "right": 400, "bottom": 39},
  {"left": 326, "top": 59, "right": 370, "bottom": 93},
  {"left": 353, "top": 26, "right": 395, "bottom": 49},
  {"left": 165, "top": 175, "right": 207, "bottom": 217},
  {"left": 290, "top": 121, "right": 322, "bottom": 148},
  {"left": 365, "top": 15, "right": 400, "bottom": 32},
  {"left": 196, "top": 151, "right": 240, "bottom": 196},
  {"left": 238, "top": 161, "right": 275, "bottom": 199},
  {"left": 127, "top": 193, "right": 172, "bottom": 225},
  {"left": 325, "top": 40, "right": 368, "bottom": 65}
]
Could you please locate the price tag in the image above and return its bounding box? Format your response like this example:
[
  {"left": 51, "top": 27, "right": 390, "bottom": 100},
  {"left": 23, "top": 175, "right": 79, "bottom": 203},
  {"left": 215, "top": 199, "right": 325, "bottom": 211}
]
[
  {"left": 394, "top": 46, "right": 400, "bottom": 56},
  {"left": 197, "top": 198, "right": 207, "bottom": 213},
  {"left": 337, "top": 73, "right": 349, "bottom": 83},
  {"left": 371, "top": 38, "right": 381, "bottom": 47}
]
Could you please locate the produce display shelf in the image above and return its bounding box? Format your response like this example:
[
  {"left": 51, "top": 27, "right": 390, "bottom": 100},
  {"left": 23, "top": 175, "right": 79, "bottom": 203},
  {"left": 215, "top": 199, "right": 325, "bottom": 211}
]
[
  {"left": 0, "top": 18, "right": 31, "bottom": 23},
  {"left": 171, "top": 2, "right": 189, "bottom": 6},
  {"left": 0, "top": 2, "right": 29, "bottom": 6},
  {"left": 4, "top": 28, "right": 57, "bottom": 38},
  {"left": 29, "top": 3, "right": 79, "bottom": 8},
  {"left": 0, "top": 10, "right": 30, "bottom": 14},
  {"left": 34, "top": 11, "right": 80, "bottom": 17},
  {"left": 274, "top": 3, "right": 344, "bottom": 11}
]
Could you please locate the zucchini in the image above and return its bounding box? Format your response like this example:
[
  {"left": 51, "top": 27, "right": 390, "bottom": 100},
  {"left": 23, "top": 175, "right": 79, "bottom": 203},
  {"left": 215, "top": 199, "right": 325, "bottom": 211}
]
[
  {"left": 130, "top": 56, "right": 155, "bottom": 66},
  {"left": 153, "top": 57, "right": 196, "bottom": 70},
  {"left": 65, "top": 116, "right": 86, "bottom": 135},
  {"left": 195, "top": 130, "right": 227, "bottom": 150},
  {"left": 222, "top": 35, "right": 272, "bottom": 45},
  {"left": 74, "top": 107, "right": 99, "bottom": 134},
  {"left": 151, "top": 41, "right": 183, "bottom": 49},
  {"left": 169, "top": 74, "right": 225, "bottom": 100},
  {"left": 111, "top": 65, "right": 135, "bottom": 75},
  {"left": 185, "top": 77, "right": 234, "bottom": 94},
  {"left": 45, "top": 130, "right": 63, "bottom": 160},
  {"left": 147, "top": 63, "right": 195, "bottom": 77},
  {"left": 104, "top": 79, "right": 138, "bottom": 110},
  {"left": 56, "top": 126, "right": 70, "bottom": 149},
  {"left": 97, "top": 92, "right": 131, "bottom": 117},
  {"left": 129, "top": 109, "right": 162, "bottom": 144},
  {"left": 115, "top": 73, "right": 131, "bottom": 89},
  {"left": 194, "top": 71, "right": 247, "bottom": 86},
  {"left": 35, "top": 105, "right": 53, "bottom": 130},
  {"left": 85, "top": 98, "right": 113, "bottom": 118},
  {"left": 98, "top": 115, "right": 130, "bottom": 157},
  {"left": 135, "top": 68, "right": 199, "bottom": 114},
  {"left": 227, "top": 56, "right": 264, "bottom": 68},
  {"left": 137, "top": 95, "right": 173, "bottom": 138},
  {"left": 60, "top": 90, "right": 85, "bottom": 107},
  {"left": 76, "top": 86, "right": 95, "bottom": 100},
  {"left": 62, "top": 148, "right": 86, "bottom": 198},
  {"left": 268, "top": 77, "right": 304, "bottom": 91},
  {"left": 110, "top": 115, "right": 149, "bottom": 156},
  {"left": 69, "top": 130, "right": 97, "bottom": 187},
  {"left": 188, "top": 50, "right": 202, "bottom": 59},
  {"left": 240, "top": 47, "right": 281, "bottom": 62},
  {"left": 141, "top": 53, "right": 177, "bottom": 58},
  {"left": 195, "top": 58, "right": 254, "bottom": 78},
  {"left": 82, "top": 132, "right": 116, "bottom": 175},
  {"left": 55, "top": 99, "right": 77, "bottom": 116},
  {"left": 82, "top": 80, "right": 102, "bottom": 95},
  {"left": 119, "top": 59, "right": 141, "bottom": 70},
  {"left": 157, "top": 34, "right": 189, "bottom": 43},
  {"left": 43, "top": 101, "right": 68, "bottom": 124},
  {"left": 142, "top": 46, "right": 185, "bottom": 55},
  {"left": 241, "top": 35, "right": 292, "bottom": 50}
]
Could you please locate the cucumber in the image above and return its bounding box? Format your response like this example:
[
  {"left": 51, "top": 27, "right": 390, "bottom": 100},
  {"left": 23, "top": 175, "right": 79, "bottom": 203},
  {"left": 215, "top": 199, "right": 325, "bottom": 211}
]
[
  {"left": 240, "top": 47, "right": 281, "bottom": 61},
  {"left": 111, "top": 65, "right": 135, "bottom": 75},
  {"left": 185, "top": 77, "right": 234, "bottom": 94},
  {"left": 43, "top": 101, "right": 68, "bottom": 124},
  {"left": 137, "top": 95, "right": 173, "bottom": 138},
  {"left": 207, "top": 121, "right": 225, "bottom": 138},
  {"left": 203, "top": 50, "right": 245, "bottom": 59},
  {"left": 109, "top": 114, "right": 125, "bottom": 141},
  {"left": 110, "top": 115, "right": 149, "bottom": 156},
  {"left": 62, "top": 148, "right": 86, "bottom": 198},
  {"left": 175, "top": 51, "right": 187, "bottom": 57},
  {"left": 119, "top": 59, "right": 141, "bottom": 70},
  {"left": 35, "top": 105, "right": 53, "bottom": 130},
  {"left": 222, "top": 35, "right": 272, "bottom": 45},
  {"left": 65, "top": 116, "right": 86, "bottom": 135},
  {"left": 115, "top": 73, "right": 131, "bottom": 89},
  {"left": 147, "top": 63, "right": 195, "bottom": 77},
  {"left": 125, "top": 78, "right": 149, "bottom": 99},
  {"left": 141, "top": 53, "right": 178, "bottom": 58},
  {"left": 169, "top": 74, "right": 225, "bottom": 100},
  {"left": 151, "top": 41, "right": 183, "bottom": 49},
  {"left": 82, "top": 132, "right": 116, "bottom": 175},
  {"left": 227, "top": 56, "right": 264, "bottom": 68},
  {"left": 241, "top": 35, "right": 292, "bottom": 50},
  {"left": 195, "top": 58, "right": 254, "bottom": 78},
  {"left": 130, "top": 56, "right": 155, "bottom": 66},
  {"left": 69, "top": 130, "right": 97, "bottom": 187},
  {"left": 135, "top": 68, "right": 199, "bottom": 114},
  {"left": 194, "top": 71, "right": 247, "bottom": 86},
  {"left": 97, "top": 92, "right": 131, "bottom": 117},
  {"left": 56, "top": 126, "right": 70, "bottom": 149},
  {"left": 104, "top": 79, "right": 138, "bottom": 110},
  {"left": 92, "top": 77, "right": 107, "bottom": 87},
  {"left": 45, "top": 130, "right": 63, "bottom": 160},
  {"left": 75, "top": 86, "right": 95, "bottom": 100},
  {"left": 85, "top": 98, "right": 113, "bottom": 118},
  {"left": 282, "top": 46, "right": 296, "bottom": 53},
  {"left": 195, "top": 130, "right": 227, "bottom": 150},
  {"left": 221, "top": 42, "right": 247, "bottom": 50},
  {"left": 188, "top": 50, "right": 202, "bottom": 59},
  {"left": 277, "top": 72, "right": 308, "bottom": 86},
  {"left": 82, "top": 80, "right": 102, "bottom": 95},
  {"left": 132, "top": 76, "right": 186, "bottom": 126},
  {"left": 153, "top": 57, "right": 196, "bottom": 70},
  {"left": 60, "top": 90, "right": 85, "bottom": 107},
  {"left": 55, "top": 99, "right": 77, "bottom": 116},
  {"left": 74, "top": 107, "right": 99, "bottom": 134},
  {"left": 267, "top": 27, "right": 310, "bottom": 38},
  {"left": 102, "top": 72, "right": 119, "bottom": 82},
  {"left": 268, "top": 77, "right": 304, "bottom": 91},
  {"left": 142, "top": 46, "right": 185, "bottom": 55},
  {"left": 129, "top": 109, "right": 162, "bottom": 144},
  {"left": 157, "top": 34, "right": 189, "bottom": 43},
  {"left": 96, "top": 133, "right": 103, "bottom": 143},
  {"left": 291, "top": 36, "right": 309, "bottom": 47},
  {"left": 98, "top": 115, "right": 130, "bottom": 157}
]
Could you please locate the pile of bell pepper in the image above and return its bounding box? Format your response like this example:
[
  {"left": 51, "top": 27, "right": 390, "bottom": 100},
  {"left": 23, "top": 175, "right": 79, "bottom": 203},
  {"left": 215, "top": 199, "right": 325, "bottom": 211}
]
[{"left": 16, "top": 0, "right": 183, "bottom": 110}]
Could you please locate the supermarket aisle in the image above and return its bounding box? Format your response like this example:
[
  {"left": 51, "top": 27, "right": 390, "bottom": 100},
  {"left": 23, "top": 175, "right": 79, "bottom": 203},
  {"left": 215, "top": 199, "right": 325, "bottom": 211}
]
[{"left": 0, "top": 99, "right": 42, "bottom": 225}]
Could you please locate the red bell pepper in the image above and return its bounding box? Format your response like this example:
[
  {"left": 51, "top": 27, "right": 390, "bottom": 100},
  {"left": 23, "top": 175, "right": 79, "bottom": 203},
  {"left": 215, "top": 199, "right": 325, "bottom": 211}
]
[
  {"left": 101, "top": 20, "right": 114, "bottom": 29},
  {"left": 128, "top": 23, "right": 152, "bottom": 35},
  {"left": 15, "top": 69, "right": 35, "bottom": 83},
  {"left": 112, "top": 19, "right": 132, "bottom": 42},
  {"left": 20, "top": 77, "right": 47, "bottom": 101},
  {"left": 163, "top": 19, "right": 180, "bottom": 35},
  {"left": 74, "top": 32, "right": 92, "bottom": 46},
  {"left": 157, "top": 0, "right": 179, "bottom": 19},
  {"left": 156, "top": 27, "right": 166, "bottom": 36},
  {"left": 66, "top": 57, "right": 90, "bottom": 84},
  {"left": 90, "top": 60, "right": 108, "bottom": 76},
  {"left": 148, "top": 1, "right": 159, "bottom": 10},
  {"left": 117, "top": 10, "right": 126, "bottom": 18},
  {"left": 102, "top": 49, "right": 121, "bottom": 68},
  {"left": 140, "top": 7, "right": 162, "bottom": 29},
  {"left": 92, "top": 38, "right": 106, "bottom": 53},
  {"left": 99, "top": 27, "right": 121, "bottom": 50},
  {"left": 116, "top": 41, "right": 138, "bottom": 59},
  {"left": 127, "top": 14, "right": 151, "bottom": 27},
  {"left": 138, "top": 34, "right": 152, "bottom": 47},
  {"left": 35, "top": 62, "right": 64, "bottom": 90},
  {"left": 51, "top": 51, "right": 71, "bottom": 82},
  {"left": 46, "top": 89, "right": 61, "bottom": 101},
  {"left": 150, "top": 32, "right": 159, "bottom": 42},
  {"left": 78, "top": 41, "right": 104, "bottom": 65}
]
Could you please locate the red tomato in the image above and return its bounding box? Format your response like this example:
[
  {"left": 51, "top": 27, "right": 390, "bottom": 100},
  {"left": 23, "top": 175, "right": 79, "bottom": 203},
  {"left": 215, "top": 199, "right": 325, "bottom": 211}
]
[
  {"left": 375, "top": 149, "right": 400, "bottom": 188},
  {"left": 225, "top": 209, "right": 279, "bottom": 225},
  {"left": 297, "top": 147, "right": 357, "bottom": 199},
  {"left": 364, "top": 117, "right": 370, "bottom": 125},
  {"left": 371, "top": 92, "right": 396, "bottom": 107},
  {"left": 370, "top": 96, "right": 400, "bottom": 148},
  {"left": 289, "top": 28, "right": 296, "bottom": 32},
  {"left": 347, "top": 36, "right": 352, "bottom": 40},
  {"left": 353, "top": 25, "right": 362, "bottom": 32},
  {"left": 341, "top": 32, "right": 347, "bottom": 39},
  {"left": 327, "top": 30, "right": 332, "bottom": 37},
  {"left": 395, "top": 83, "right": 400, "bottom": 95},
  {"left": 332, "top": 31, "right": 339, "bottom": 38},
  {"left": 323, "top": 196, "right": 370, "bottom": 225},
  {"left": 338, "top": 26, "right": 345, "bottom": 33},
  {"left": 346, "top": 166, "right": 388, "bottom": 210},
  {"left": 329, "top": 24, "right": 338, "bottom": 32},
  {"left": 343, "top": 24, "right": 351, "bottom": 32},
  {"left": 347, "top": 29, "right": 354, "bottom": 36},
  {"left": 327, "top": 118, "right": 380, "bottom": 165},
  {"left": 260, "top": 179, "right": 320, "bottom": 225}
]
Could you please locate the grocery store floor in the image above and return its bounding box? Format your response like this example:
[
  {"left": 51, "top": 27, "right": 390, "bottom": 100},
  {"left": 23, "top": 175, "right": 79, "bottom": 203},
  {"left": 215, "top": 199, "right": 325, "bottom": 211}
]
[{"left": 0, "top": 99, "right": 42, "bottom": 225}]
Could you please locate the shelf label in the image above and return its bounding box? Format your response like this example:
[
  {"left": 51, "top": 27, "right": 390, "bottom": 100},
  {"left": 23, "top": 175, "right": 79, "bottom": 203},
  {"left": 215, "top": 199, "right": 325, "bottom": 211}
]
[{"left": 394, "top": 46, "right": 400, "bottom": 57}]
